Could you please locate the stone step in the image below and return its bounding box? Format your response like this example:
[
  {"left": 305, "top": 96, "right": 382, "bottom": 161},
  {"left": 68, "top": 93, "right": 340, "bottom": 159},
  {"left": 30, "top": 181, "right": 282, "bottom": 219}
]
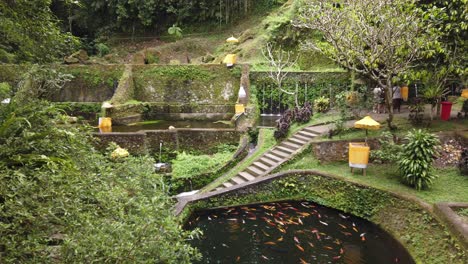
[
  {"left": 222, "top": 182, "right": 233, "bottom": 188},
  {"left": 288, "top": 137, "right": 308, "bottom": 145},
  {"left": 253, "top": 161, "right": 271, "bottom": 171},
  {"left": 281, "top": 141, "right": 301, "bottom": 150},
  {"left": 298, "top": 130, "right": 318, "bottom": 138},
  {"left": 276, "top": 145, "right": 295, "bottom": 154},
  {"left": 259, "top": 157, "right": 278, "bottom": 167},
  {"left": 264, "top": 153, "right": 284, "bottom": 162},
  {"left": 269, "top": 150, "right": 289, "bottom": 159},
  {"left": 231, "top": 176, "right": 246, "bottom": 185},
  {"left": 293, "top": 134, "right": 312, "bottom": 142},
  {"left": 246, "top": 166, "right": 265, "bottom": 176},
  {"left": 303, "top": 127, "right": 321, "bottom": 135},
  {"left": 239, "top": 171, "right": 256, "bottom": 181}
]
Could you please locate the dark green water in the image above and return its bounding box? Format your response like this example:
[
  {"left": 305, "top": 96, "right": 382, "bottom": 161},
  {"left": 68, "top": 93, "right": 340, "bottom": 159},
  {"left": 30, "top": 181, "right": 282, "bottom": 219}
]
[
  {"left": 185, "top": 201, "right": 414, "bottom": 264},
  {"left": 94, "top": 120, "right": 232, "bottom": 132}
]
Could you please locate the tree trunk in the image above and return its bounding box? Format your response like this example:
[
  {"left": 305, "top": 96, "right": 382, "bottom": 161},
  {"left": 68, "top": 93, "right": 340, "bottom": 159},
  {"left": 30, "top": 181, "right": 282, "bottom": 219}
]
[
  {"left": 294, "top": 83, "right": 299, "bottom": 107},
  {"left": 385, "top": 79, "right": 394, "bottom": 129}
]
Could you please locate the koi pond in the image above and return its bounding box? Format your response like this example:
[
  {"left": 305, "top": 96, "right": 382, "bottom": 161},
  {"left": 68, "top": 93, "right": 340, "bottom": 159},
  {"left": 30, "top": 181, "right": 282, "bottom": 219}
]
[{"left": 186, "top": 201, "right": 414, "bottom": 264}]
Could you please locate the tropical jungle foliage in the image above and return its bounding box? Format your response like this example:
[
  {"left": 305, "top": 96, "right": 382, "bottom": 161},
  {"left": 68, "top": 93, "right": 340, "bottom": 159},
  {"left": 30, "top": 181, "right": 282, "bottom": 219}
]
[
  {"left": 0, "top": 97, "right": 200, "bottom": 262},
  {"left": 398, "top": 129, "right": 440, "bottom": 190}
]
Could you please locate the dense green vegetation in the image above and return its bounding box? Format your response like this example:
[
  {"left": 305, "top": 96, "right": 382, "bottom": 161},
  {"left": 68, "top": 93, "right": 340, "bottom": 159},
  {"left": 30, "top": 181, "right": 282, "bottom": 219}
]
[
  {"left": 1, "top": 0, "right": 467, "bottom": 262},
  {"left": 0, "top": 101, "right": 200, "bottom": 262}
]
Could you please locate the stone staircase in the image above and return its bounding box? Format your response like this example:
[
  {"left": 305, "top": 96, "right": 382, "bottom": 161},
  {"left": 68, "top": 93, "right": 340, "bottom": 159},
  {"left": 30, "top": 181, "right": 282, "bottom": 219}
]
[{"left": 214, "top": 126, "right": 321, "bottom": 191}]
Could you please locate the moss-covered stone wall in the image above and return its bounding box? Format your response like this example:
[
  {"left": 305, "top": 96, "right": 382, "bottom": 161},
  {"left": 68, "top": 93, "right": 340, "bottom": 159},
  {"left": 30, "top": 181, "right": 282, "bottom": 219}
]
[
  {"left": 133, "top": 64, "right": 242, "bottom": 104},
  {"left": 184, "top": 171, "right": 466, "bottom": 264},
  {"left": 50, "top": 65, "right": 124, "bottom": 102},
  {"left": 0, "top": 64, "right": 124, "bottom": 102},
  {"left": 94, "top": 129, "right": 240, "bottom": 155}
]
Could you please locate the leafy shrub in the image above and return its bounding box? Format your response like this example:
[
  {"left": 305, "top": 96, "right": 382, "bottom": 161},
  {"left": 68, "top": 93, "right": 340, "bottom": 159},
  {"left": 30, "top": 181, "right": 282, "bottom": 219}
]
[
  {"left": 313, "top": 96, "right": 330, "bottom": 113},
  {"left": 408, "top": 97, "right": 425, "bottom": 125},
  {"left": 294, "top": 101, "right": 313, "bottom": 123},
  {"left": 168, "top": 24, "right": 183, "bottom": 39},
  {"left": 459, "top": 148, "right": 468, "bottom": 176},
  {"left": 371, "top": 132, "right": 402, "bottom": 163},
  {"left": 0, "top": 82, "right": 11, "bottom": 100},
  {"left": 95, "top": 42, "right": 110, "bottom": 57},
  {"left": 274, "top": 109, "right": 294, "bottom": 140},
  {"left": 397, "top": 129, "right": 439, "bottom": 190}
]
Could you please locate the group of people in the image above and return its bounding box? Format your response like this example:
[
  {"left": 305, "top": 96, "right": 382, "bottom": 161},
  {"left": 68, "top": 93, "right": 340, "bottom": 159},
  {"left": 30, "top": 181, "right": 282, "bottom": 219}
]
[{"left": 372, "top": 86, "right": 403, "bottom": 114}]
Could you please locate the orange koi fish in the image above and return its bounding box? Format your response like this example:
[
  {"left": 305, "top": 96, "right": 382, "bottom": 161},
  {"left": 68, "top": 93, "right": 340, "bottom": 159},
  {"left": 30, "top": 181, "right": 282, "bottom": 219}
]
[
  {"left": 262, "top": 230, "right": 270, "bottom": 237},
  {"left": 277, "top": 236, "right": 283, "bottom": 242},
  {"left": 236, "top": 256, "right": 240, "bottom": 262},
  {"left": 296, "top": 244, "right": 305, "bottom": 252},
  {"left": 338, "top": 224, "right": 347, "bottom": 229},
  {"left": 299, "top": 258, "right": 310, "bottom": 264},
  {"left": 308, "top": 242, "right": 314, "bottom": 248},
  {"left": 360, "top": 233, "right": 366, "bottom": 241},
  {"left": 264, "top": 241, "right": 276, "bottom": 245},
  {"left": 333, "top": 256, "right": 342, "bottom": 260},
  {"left": 324, "top": 246, "right": 333, "bottom": 250}
]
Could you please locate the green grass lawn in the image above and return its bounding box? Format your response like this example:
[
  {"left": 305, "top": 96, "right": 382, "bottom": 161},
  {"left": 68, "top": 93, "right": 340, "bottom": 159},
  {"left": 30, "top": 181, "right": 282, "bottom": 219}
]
[
  {"left": 316, "top": 116, "right": 468, "bottom": 142},
  {"left": 279, "top": 154, "right": 468, "bottom": 204}
]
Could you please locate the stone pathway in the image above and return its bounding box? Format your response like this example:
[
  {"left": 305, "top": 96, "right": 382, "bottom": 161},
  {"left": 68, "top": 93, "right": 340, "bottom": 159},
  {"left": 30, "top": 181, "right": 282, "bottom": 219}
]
[{"left": 213, "top": 124, "right": 332, "bottom": 192}]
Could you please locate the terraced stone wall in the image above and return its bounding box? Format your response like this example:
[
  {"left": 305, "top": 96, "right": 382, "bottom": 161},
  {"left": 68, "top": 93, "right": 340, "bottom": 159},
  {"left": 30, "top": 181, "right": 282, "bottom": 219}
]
[{"left": 94, "top": 129, "right": 240, "bottom": 155}]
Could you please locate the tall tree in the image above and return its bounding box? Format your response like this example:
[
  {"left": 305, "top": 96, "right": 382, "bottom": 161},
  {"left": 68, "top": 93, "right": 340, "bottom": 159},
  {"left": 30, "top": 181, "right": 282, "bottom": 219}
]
[
  {"left": 0, "top": 0, "right": 79, "bottom": 63},
  {"left": 294, "top": 0, "right": 441, "bottom": 128}
]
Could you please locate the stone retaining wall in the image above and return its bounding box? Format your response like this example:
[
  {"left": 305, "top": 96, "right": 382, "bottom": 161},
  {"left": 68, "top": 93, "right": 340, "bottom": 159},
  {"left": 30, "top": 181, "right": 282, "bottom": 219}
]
[
  {"left": 94, "top": 128, "right": 241, "bottom": 155},
  {"left": 311, "top": 138, "right": 380, "bottom": 162}
]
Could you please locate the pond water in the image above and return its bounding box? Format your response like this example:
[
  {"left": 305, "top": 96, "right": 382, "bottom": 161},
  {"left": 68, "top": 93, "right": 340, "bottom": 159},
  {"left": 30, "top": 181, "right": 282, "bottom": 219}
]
[
  {"left": 258, "top": 114, "right": 280, "bottom": 128},
  {"left": 94, "top": 120, "right": 233, "bottom": 132},
  {"left": 185, "top": 201, "right": 414, "bottom": 264}
]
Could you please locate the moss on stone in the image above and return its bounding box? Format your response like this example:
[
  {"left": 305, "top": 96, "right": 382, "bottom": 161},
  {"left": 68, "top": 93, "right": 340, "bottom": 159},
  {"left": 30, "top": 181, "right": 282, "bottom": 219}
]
[{"left": 133, "top": 65, "right": 241, "bottom": 104}]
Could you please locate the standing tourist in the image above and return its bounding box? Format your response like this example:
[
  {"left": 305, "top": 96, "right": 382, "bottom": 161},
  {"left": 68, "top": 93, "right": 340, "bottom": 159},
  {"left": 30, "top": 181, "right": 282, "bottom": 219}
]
[{"left": 393, "top": 85, "right": 402, "bottom": 113}]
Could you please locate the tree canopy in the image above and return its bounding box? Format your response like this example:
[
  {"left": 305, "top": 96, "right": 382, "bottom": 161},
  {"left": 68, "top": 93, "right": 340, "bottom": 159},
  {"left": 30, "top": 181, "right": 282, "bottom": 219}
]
[
  {"left": 0, "top": 0, "right": 79, "bottom": 63},
  {"left": 294, "top": 0, "right": 442, "bottom": 128}
]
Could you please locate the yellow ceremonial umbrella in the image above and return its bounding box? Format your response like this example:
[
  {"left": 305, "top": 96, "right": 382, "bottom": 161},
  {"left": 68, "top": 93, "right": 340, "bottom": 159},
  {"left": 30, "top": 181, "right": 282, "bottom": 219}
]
[
  {"left": 462, "top": 89, "right": 468, "bottom": 98},
  {"left": 354, "top": 116, "right": 381, "bottom": 143},
  {"left": 226, "top": 36, "right": 239, "bottom": 43}
]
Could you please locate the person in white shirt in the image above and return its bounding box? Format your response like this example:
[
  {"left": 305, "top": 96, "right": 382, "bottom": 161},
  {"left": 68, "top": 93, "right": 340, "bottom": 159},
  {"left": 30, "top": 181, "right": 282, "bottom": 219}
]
[{"left": 392, "top": 86, "right": 402, "bottom": 113}]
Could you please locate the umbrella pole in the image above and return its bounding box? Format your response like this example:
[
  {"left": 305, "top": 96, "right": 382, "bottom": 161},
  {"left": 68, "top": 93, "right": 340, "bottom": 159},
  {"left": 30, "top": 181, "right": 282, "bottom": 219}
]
[{"left": 365, "top": 129, "right": 368, "bottom": 144}]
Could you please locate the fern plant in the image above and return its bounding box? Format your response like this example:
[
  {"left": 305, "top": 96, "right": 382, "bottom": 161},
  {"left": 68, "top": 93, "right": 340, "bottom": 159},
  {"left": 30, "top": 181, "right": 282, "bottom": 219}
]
[{"left": 397, "top": 129, "right": 439, "bottom": 190}]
